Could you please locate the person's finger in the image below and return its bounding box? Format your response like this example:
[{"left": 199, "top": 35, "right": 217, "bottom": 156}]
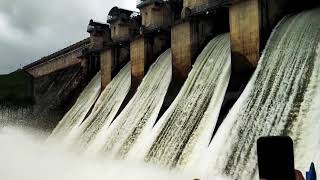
[{"left": 295, "top": 170, "right": 305, "bottom": 180}]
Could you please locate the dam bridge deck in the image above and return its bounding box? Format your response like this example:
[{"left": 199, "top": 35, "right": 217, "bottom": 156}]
[{"left": 23, "top": 38, "right": 91, "bottom": 78}]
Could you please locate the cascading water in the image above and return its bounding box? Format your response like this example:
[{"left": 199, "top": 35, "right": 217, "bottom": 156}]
[
  {"left": 67, "top": 63, "right": 131, "bottom": 150},
  {"left": 0, "top": 105, "right": 32, "bottom": 127},
  {"left": 85, "top": 50, "right": 172, "bottom": 158},
  {"left": 48, "top": 72, "right": 101, "bottom": 142},
  {"left": 136, "top": 34, "right": 231, "bottom": 169},
  {"left": 204, "top": 8, "right": 320, "bottom": 180}
]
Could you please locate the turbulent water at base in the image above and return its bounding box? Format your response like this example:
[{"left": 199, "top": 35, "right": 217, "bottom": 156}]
[
  {"left": 68, "top": 64, "right": 131, "bottom": 149},
  {"left": 1, "top": 127, "right": 226, "bottom": 180},
  {"left": 205, "top": 8, "right": 320, "bottom": 180},
  {"left": 138, "top": 34, "right": 231, "bottom": 169},
  {"left": 85, "top": 50, "right": 172, "bottom": 158},
  {"left": 0, "top": 106, "right": 32, "bottom": 127},
  {"left": 48, "top": 72, "right": 101, "bottom": 141}
]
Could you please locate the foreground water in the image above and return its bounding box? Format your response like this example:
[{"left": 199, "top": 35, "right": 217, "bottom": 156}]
[
  {"left": 203, "top": 8, "right": 320, "bottom": 180},
  {"left": 0, "top": 126, "right": 204, "bottom": 180}
]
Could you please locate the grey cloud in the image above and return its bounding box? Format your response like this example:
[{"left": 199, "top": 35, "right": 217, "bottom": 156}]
[{"left": 0, "top": 0, "right": 137, "bottom": 74}]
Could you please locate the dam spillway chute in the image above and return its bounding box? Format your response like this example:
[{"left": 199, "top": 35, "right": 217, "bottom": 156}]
[
  {"left": 65, "top": 63, "right": 131, "bottom": 150},
  {"left": 131, "top": 34, "right": 231, "bottom": 169},
  {"left": 85, "top": 49, "right": 172, "bottom": 158},
  {"left": 47, "top": 72, "right": 101, "bottom": 142},
  {"left": 203, "top": 8, "right": 320, "bottom": 179}
]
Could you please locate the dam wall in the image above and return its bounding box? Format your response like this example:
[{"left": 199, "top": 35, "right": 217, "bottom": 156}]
[
  {"left": 0, "top": 65, "right": 85, "bottom": 130},
  {"left": 3, "top": 0, "right": 319, "bottom": 131},
  {"left": 20, "top": 0, "right": 320, "bottom": 94}
]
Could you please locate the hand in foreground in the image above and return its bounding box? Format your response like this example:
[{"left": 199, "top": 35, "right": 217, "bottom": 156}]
[{"left": 295, "top": 170, "right": 305, "bottom": 180}]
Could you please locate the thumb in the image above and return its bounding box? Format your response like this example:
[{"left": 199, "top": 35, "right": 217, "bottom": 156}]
[{"left": 295, "top": 170, "right": 305, "bottom": 180}]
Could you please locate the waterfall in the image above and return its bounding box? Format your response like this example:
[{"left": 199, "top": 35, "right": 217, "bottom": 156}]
[
  {"left": 85, "top": 50, "right": 172, "bottom": 158},
  {"left": 48, "top": 72, "right": 101, "bottom": 142},
  {"left": 136, "top": 34, "right": 231, "bottom": 169},
  {"left": 204, "top": 8, "right": 320, "bottom": 180},
  {"left": 67, "top": 63, "right": 131, "bottom": 150},
  {"left": 0, "top": 105, "right": 33, "bottom": 128}
]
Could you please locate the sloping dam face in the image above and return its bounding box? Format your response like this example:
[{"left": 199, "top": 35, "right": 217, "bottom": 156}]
[
  {"left": 48, "top": 72, "right": 101, "bottom": 142},
  {"left": 85, "top": 50, "right": 172, "bottom": 157},
  {"left": 1, "top": 65, "right": 85, "bottom": 130},
  {"left": 204, "top": 8, "right": 320, "bottom": 180},
  {"left": 140, "top": 34, "right": 231, "bottom": 169},
  {"left": 68, "top": 63, "right": 131, "bottom": 150}
]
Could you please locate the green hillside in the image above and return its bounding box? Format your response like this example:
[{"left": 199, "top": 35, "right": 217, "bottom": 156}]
[{"left": 0, "top": 70, "right": 33, "bottom": 104}]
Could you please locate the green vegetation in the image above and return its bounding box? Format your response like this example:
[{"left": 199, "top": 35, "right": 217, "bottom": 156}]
[{"left": 0, "top": 70, "right": 33, "bottom": 105}]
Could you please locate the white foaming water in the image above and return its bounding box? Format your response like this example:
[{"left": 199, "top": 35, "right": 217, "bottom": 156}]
[
  {"left": 0, "top": 126, "right": 212, "bottom": 180},
  {"left": 48, "top": 72, "right": 101, "bottom": 142},
  {"left": 0, "top": 105, "right": 32, "bottom": 127},
  {"left": 86, "top": 50, "right": 172, "bottom": 158},
  {"left": 204, "top": 8, "right": 320, "bottom": 179},
  {"left": 294, "top": 37, "right": 320, "bottom": 171},
  {"left": 67, "top": 63, "right": 131, "bottom": 150},
  {"left": 137, "top": 34, "right": 230, "bottom": 170}
]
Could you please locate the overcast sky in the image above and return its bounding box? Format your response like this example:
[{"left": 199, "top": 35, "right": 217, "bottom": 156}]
[{"left": 0, "top": 0, "right": 137, "bottom": 74}]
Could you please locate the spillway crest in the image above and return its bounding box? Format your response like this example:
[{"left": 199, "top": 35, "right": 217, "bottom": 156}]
[
  {"left": 141, "top": 34, "right": 231, "bottom": 169},
  {"left": 48, "top": 72, "right": 101, "bottom": 142},
  {"left": 205, "top": 8, "right": 320, "bottom": 180},
  {"left": 86, "top": 50, "right": 172, "bottom": 158}
]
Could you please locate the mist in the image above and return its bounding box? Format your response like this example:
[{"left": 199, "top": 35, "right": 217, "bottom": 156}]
[{"left": 0, "top": 126, "right": 229, "bottom": 180}]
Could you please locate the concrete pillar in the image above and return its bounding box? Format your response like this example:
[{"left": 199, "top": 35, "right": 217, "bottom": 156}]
[
  {"left": 171, "top": 21, "right": 197, "bottom": 81},
  {"left": 79, "top": 53, "right": 91, "bottom": 85},
  {"left": 183, "top": 0, "right": 209, "bottom": 9},
  {"left": 228, "top": 0, "right": 292, "bottom": 92},
  {"left": 87, "top": 20, "right": 110, "bottom": 51},
  {"left": 229, "top": 0, "right": 261, "bottom": 70},
  {"left": 130, "top": 36, "right": 153, "bottom": 90},
  {"left": 138, "top": 1, "right": 173, "bottom": 30},
  {"left": 100, "top": 48, "right": 113, "bottom": 90},
  {"left": 229, "top": 0, "right": 292, "bottom": 71}
]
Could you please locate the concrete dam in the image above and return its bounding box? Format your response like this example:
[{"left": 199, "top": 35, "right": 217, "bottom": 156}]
[{"left": 1, "top": 0, "right": 320, "bottom": 179}]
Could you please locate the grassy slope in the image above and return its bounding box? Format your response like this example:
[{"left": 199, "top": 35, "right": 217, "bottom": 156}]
[{"left": 0, "top": 70, "right": 33, "bottom": 104}]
